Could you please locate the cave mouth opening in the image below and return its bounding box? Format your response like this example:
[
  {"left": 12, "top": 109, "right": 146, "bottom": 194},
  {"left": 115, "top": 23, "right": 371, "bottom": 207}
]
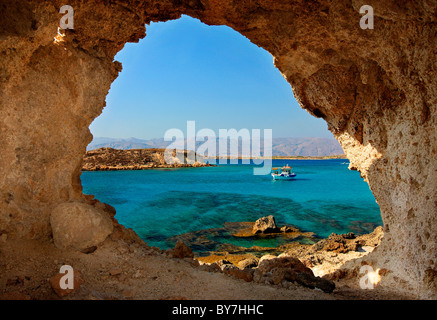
[
  {"left": 2, "top": 1, "right": 436, "bottom": 298},
  {"left": 82, "top": 15, "right": 383, "bottom": 261}
]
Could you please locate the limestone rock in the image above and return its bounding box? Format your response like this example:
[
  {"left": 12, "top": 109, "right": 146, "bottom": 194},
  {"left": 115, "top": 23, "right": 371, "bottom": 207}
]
[
  {"left": 252, "top": 215, "right": 279, "bottom": 234},
  {"left": 169, "top": 240, "right": 194, "bottom": 259},
  {"left": 311, "top": 230, "right": 383, "bottom": 254},
  {"left": 238, "top": 257, "right": 259, "bottom": 269},
  {"left": 50, "top": 202, "right": 113, "bottom": 250},
  {"left": 253, "top": 256, "right": 335, "bottom": 293},
  {"left": 221, "top": 263, "right": 239, "bottom": 273},
  {"left": 215, "top": 259, "right": 232, "bottom": 267},
  {"left": 280, "top": 226, "right": 297, "bottom": 233},
  {"left": 258, "top": 255, "right": 277, "bottom": 264},
  {"left": 311, "top": 233, "right": 359, "bottom": 254}
]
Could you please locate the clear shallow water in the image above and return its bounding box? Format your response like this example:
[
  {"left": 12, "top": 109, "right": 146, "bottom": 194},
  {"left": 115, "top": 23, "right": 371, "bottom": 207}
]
[{"left": 81, "top": 159, "right": 382, "bottom": 250}]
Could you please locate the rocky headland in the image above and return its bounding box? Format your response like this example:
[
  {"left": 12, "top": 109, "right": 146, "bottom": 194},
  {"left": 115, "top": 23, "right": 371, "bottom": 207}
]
[{"left": 82, "top": 148, "right": 214, "bottom": 171}]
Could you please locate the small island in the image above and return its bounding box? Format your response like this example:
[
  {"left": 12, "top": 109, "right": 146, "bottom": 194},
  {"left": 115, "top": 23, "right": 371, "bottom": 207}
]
[{"left": 82, "top": 148, "right": 213, "bottom": 171}]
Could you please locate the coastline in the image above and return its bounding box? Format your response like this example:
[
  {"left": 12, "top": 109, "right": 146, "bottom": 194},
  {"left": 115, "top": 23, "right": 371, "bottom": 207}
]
[
  {"left": 82, "top": 163, "right": 214, "bottom": 171},
  {"left": 82, "top": 148, "right": 347, "bottom": 171},
  {"left": 205, "top": 155, "right": 347, "bottom": 161},
  {"left": 82, "top": 147, "right": 214, "bottom": 171}
]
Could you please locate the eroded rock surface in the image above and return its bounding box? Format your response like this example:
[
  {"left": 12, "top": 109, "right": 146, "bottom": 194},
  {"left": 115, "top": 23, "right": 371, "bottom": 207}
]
[
  {"left": 253, "top": 256, "right": 335, "bottom": 293},
  {"left": 168, "top": 240, "right": 195, "bottom": 259},
  {"left": 0, "top": 0, "right": 436, "bottom": 298},
  {"left": 50, "top": 202, "right": 113, "bottom": 250},
  {"left": 252, "top": 215, "right": 279, "bottom": 234}
]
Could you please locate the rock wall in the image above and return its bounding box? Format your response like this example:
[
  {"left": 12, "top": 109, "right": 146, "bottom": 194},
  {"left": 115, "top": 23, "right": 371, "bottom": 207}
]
[{"left": 0, "top": 0, "right": 436, "bottom": 298}]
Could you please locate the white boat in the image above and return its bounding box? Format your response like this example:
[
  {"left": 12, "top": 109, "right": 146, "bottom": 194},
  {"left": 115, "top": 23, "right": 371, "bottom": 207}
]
[{"left": 271, "top": 165, "right": 296, "bottom": 180}]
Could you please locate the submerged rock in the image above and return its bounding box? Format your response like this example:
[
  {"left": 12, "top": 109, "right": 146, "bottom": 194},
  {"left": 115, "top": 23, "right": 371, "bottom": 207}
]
[{"left": 281, "top": 226, "right": 298, "bottom": 233}]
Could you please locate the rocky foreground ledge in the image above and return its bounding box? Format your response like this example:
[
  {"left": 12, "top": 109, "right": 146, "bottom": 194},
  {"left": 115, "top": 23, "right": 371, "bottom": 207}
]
[
  {"left": 0, "top": 208, "right": 410, "bottom": 300},
  {"left": 82, "top": 148, "right": 213, "bottom": 171},
  {"left": 182, "top": 216, "right": 385, "bottom": 292}
]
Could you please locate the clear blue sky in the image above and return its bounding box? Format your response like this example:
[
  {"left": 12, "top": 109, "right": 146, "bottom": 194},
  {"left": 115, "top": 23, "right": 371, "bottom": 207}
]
[{"left": 90, "top": 15, "right": 332, "bottom": 140}]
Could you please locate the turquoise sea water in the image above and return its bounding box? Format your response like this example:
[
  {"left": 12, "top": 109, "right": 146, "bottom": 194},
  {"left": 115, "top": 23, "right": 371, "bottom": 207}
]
[{"left": 81, "top": 159, "right": 382, "bottom": 251}]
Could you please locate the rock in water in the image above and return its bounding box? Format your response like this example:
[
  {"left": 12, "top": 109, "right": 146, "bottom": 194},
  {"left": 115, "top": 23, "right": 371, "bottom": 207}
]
[
  {"left": 50, "top": 202, "right": 113, "bottom": 251},
  {"left": 252, "top": 215, "right": 279, "bottom": 234}
]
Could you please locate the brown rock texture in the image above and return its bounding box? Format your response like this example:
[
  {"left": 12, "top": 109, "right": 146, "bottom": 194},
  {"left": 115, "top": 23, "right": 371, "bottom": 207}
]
[
  {"left": 169, "top": 240, "right": 195, "bottom": 259},
  {"left": 312, "top": 232, "right": 359, "bottom": 254},
  {"left": 0, "top": 0, "right": 436, "bottom": 298},
  {"left": 50, "top": 202, "right": 113, "bottom": 250},
  {"left": 0, "top": 291, "right": 31, "bottom": 301},
  {"left": 50, "top": 270, "right": 83, "bottom": 298},
  {"left": 253, "top": 256, "right": 335, "bottom": 293}
]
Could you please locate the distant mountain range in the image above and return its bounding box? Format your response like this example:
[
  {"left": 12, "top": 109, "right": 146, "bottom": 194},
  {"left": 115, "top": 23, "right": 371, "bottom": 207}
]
[{"left": 88, "top": 137, "right": 344, "bottom": 157}]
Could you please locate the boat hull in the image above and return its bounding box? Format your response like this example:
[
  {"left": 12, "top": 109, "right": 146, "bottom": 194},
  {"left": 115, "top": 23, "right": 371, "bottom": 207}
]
[{"left": 272, "top": 173, "right": 296, "bottom": 180}]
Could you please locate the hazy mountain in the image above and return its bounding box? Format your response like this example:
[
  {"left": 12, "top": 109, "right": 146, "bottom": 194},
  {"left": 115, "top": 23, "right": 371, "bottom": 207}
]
[
  {"left": 87, "top": 137, "right": 154, "bottom": 150},
  {"left": 271, "top": 137, "right": 344, "bottom": 157},
  {"left": 88, "top": 136, "right": 344, "bottom": 157}
]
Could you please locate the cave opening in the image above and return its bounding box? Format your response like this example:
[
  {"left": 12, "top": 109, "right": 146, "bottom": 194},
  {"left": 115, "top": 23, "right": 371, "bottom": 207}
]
[
  {"left": 2, "top": 0, "right": 435, "bottom": 298},
  {"left": 81, "top": 16, "right": 383, "bottom": 261}
]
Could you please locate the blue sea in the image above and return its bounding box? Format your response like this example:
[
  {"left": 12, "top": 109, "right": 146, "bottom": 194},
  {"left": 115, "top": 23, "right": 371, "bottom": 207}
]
[{"left": 81, "top": 159, "right": 382, "bottom": 251}]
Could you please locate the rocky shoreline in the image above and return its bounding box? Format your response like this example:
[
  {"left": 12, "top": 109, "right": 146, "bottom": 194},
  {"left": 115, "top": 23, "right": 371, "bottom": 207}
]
[
  {"left": 82, "top": 148, "right": 214, "bottom": 171},
  {"left": 0, "top": 207, "right": 398, "bottom": 300},
  {"left": 165, "top": 215, "right": 384, "bottom": 293}
]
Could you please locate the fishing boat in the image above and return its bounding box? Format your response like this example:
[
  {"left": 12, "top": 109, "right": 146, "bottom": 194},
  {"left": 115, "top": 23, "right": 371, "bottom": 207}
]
[{"left": 271, "top": 165, "right": 296, "bottom": 180}]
